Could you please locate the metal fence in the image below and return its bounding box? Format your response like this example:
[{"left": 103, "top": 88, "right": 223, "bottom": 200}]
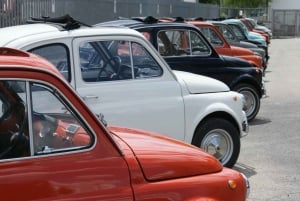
[
  {"left": 220, "top": 6, "right": 268, "bottom": 22},
  {"left": 0, "top": 0, "right": 219, "bottom": 27},
  {"left": 272, "top": 9, "right": 300, "bottom": 38},
  {"left": 2, "top": 0, "right": 298, "bottom": 38},
  {"left": 0, "top": 0, "right": 53, "bottom": 27},
  {"left": 220, "top": 7, "right": 300, "bottom": 38}
]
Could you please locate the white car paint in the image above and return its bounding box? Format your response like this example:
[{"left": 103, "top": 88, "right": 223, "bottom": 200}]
[{"left": 0, "top": 23, "right": 248, "bottom": 144}]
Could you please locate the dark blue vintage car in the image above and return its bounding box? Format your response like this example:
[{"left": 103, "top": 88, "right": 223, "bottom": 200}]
[{"left": 96, "top": 17, "right": 266, "bottom": 121}]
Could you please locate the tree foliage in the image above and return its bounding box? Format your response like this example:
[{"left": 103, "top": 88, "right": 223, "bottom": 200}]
[
  {"left": 198, "top": 0, "right": 219, "bottom": 4},
  {"left": 198, "top": 0, "right": 272, "bottom": 7},
  {"left": 223, "top": 0, "right": 272, "bottom": 7}
]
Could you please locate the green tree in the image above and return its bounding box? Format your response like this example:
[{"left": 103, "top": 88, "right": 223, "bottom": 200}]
[
  {"left": 198, "top": 0, "right": 219, "bottom": 3},
  {"left": 223, "top": 0, "right": 272, "bottom": 7},
  {"left": 198, "top": 0, "right": 272, "bottom": 7}
]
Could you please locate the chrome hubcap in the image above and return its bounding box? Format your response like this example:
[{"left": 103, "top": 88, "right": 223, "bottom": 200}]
[
  {"left": 241, "top": 90, "right": 256, "bottom": 118},
  {"left": 201, "top": 129, "right": 233, "bottom": 165}
]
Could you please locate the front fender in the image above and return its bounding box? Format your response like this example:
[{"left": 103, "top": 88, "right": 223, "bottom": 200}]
[
  {"left": 183, "top": 91, "right": 245, "bottom": 144},
  {"left": 228, "top": 71, "right": 263, "bottom": 96}
]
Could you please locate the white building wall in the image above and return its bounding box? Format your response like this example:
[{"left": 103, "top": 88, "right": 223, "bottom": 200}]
[{"left": 271, "top": 0, "right": 300, "bottom": 10}]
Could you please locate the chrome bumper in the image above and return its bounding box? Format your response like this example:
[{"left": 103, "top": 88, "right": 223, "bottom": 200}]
[
  {"left": 261, "top": 80, "right": 267, "bottom": 98},
  {"left": 241, "top": 173, "right": 250, "bottom": 198},
  {"left": 241, "top": 111, "right": 249, "bottom": 137}
]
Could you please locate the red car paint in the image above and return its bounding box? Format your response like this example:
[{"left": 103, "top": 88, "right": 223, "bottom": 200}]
[
  {"left": 188, "top": 20, "right": 263, "bottom": 68},
  {"left": 0, "top": 47, "right": 249, "bottom": 200}
]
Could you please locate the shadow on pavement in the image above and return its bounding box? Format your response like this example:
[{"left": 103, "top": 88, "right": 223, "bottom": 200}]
[
  {"left": 233, "top": 163, "right": 257, "bottom": 178},
  {"left": 249, "top": 117, "right": 271, "bottom": 126}
]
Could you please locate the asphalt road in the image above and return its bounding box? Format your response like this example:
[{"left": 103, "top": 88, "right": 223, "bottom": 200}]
[{"left": 233, "top": 38, "right": 300, "bottom": 201}]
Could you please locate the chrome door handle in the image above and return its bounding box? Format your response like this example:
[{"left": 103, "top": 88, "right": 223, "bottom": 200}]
[{"left": 83, "top": 95, "right": 99, "bottom": 100}]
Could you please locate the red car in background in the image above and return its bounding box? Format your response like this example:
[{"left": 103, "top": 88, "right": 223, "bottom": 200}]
[
  {"left": 239, "top": 18, "right": 270, "bottom": 44},
  {"left": 187, "top": 19, "right": 263, "bottom": 69},
  {"left": 0, "top": 47, "right": 249, "bottom": 200}
]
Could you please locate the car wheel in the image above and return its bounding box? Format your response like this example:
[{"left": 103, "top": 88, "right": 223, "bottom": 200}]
[
  {"left": 233, "top": 83, "right": 260, "bottom": 121},
  {"left": 192, "top": 118, "right": 240, "bottom": 168}
]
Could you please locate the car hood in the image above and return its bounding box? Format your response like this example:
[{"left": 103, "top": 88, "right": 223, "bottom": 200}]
[
  {"left": 231, "top": 45, "right": 254, "bottom": 56},
  {"left": 248, "top": 32, "right": 267, "bottom": 45},
  {"left": 109, "top": 126, "right": 222, "bottom": 181},
  {"left": 173, "top": 70, "right": 229, "bottom": 93},
  {"left": 256, "top": 25, "right": 270, "bottom": 31},
  {"left": 229, "top": 40, "right": 265, "bottom": 56},
  {"left": 229, "top": 39, "right": 255, "bottom": 48},
  {"left": 220, "top": 55, "right": 253, "bottom": 67}
]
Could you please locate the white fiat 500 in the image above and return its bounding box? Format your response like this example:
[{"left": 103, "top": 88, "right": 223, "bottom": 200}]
[{"left": 0, "top": 15, "right": 248, "bottom": 167}]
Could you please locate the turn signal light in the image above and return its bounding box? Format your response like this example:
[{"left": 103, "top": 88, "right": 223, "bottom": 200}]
[{"left": 228, "top": 179, "right": 237, "bottom": 189}]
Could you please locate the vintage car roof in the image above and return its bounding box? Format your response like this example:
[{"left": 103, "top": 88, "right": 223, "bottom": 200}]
[
  {"left": 208, "top": 20, "right": 227, "bottom": 25},
  {"left": 187, "top": 20, "right": 215, "bottom": 26},
  {"left": 222, "top": 19, "right": 242, "bottom": 23},
  {"left": 0, "top": 47, "right": 61, "bottom": 75},
  {"left": 96, "top": 18, "right": 200, "bottom": 30},
  {"left": 0, "top": 23, "right": 143, "bottom": 47}
]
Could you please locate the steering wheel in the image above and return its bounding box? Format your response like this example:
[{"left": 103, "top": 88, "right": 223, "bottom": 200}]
[
  {"left": 33, "top": 113, "right": 58, "bottom": 152},
  {"left": 97, "top": 56, "right": 122, "bottom": 81}
]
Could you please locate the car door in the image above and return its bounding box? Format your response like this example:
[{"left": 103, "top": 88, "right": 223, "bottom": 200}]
[
  {"left": 0, "top": 79, "right": 133, "bottom": 201},
  {"left": 152, "top": 28, "right": 230, "bottom": 83},
  {"left": 72, "top": 36, "right": 185, "bottom": 140}
]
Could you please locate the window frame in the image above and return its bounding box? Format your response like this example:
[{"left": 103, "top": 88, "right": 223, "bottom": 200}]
[
  {"left": 30, "top": 43, "right": 72, "bottom": 82},
  {"left": 157, "top": 29, "right": 211, "bottom": 57},
  {"left": 0, "top": 78, "right": 96, "bottom": 162},
  {"left": 79, "top": 39, "right": 163, "bottom": 82}
]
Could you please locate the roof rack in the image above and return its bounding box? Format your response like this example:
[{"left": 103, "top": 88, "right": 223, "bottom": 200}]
[{"left": 27, "top": 14, "right": 92, "bottom": 30}]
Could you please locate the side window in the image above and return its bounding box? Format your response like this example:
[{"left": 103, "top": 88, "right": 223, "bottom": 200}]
[
  {"left": 157, "top": 30, "right": 190, "bottom": 56},
  {"left": 79, "top": 40, "right": 162, "bottom": 82},
  {"left": 199, "top": 27, "right": 210, "bottom": 39},
  {"left": 189, "top": 31, "right": 211, "bottom": 55},
  {"left": 30, "top": 44, "right": 70, "bottom": 81},
  {"left": 80, "top": 41, "right": 117, "bottom": 82},
  {"left": 0, "top": 92, "right": 7, "bottom": 119},
  {"left": 158, "top": 30, "right": 210, "bottom": 56},
  {"left": 141, "top": 32, "right": 151, "bottom": 41},
  {"left": 199, "top": 27, "right": 223, "bottom": 47},
  {"left": 229, "top": 25, "right": 245, "bottom": 40},
  {"left": 218, "top": 26, "right": 235, "bottom": 41},
  {"left": 0, "top": 80, "right": 29, "bottom": 160},
  {"left": 131, "top": 42, "right": 162, "bottom": 78},
  {"left": 30, "top": 83, "right": 93, "bottom": 154},
  {"left": 0, "top": 80, "right": 93, "bottom": 160}
]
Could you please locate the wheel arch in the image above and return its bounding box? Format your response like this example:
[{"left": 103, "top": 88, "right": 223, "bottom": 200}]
[
  {"left": 192, "top": 111, "right": 240, "bottom": 144},
  {"left": 230, "top": 77, "right": 262, "bottom": 98}
]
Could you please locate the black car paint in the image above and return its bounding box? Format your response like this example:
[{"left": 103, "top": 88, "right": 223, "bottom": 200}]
[{"left": 96, "top": 19, "right": 264, "bottom": 97}]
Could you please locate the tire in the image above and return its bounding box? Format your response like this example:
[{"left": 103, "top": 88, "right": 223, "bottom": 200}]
[
  {"left": 233, "top": 83, "right": 260, "bottom": 121},
  {"left": 192, "top": 118, "right": 240, "bottom": 168}
]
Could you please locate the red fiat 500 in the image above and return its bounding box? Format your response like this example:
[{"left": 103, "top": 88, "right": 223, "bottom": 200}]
[{"left": 0, "top": 47, "right": 249, "bottom": 200}]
